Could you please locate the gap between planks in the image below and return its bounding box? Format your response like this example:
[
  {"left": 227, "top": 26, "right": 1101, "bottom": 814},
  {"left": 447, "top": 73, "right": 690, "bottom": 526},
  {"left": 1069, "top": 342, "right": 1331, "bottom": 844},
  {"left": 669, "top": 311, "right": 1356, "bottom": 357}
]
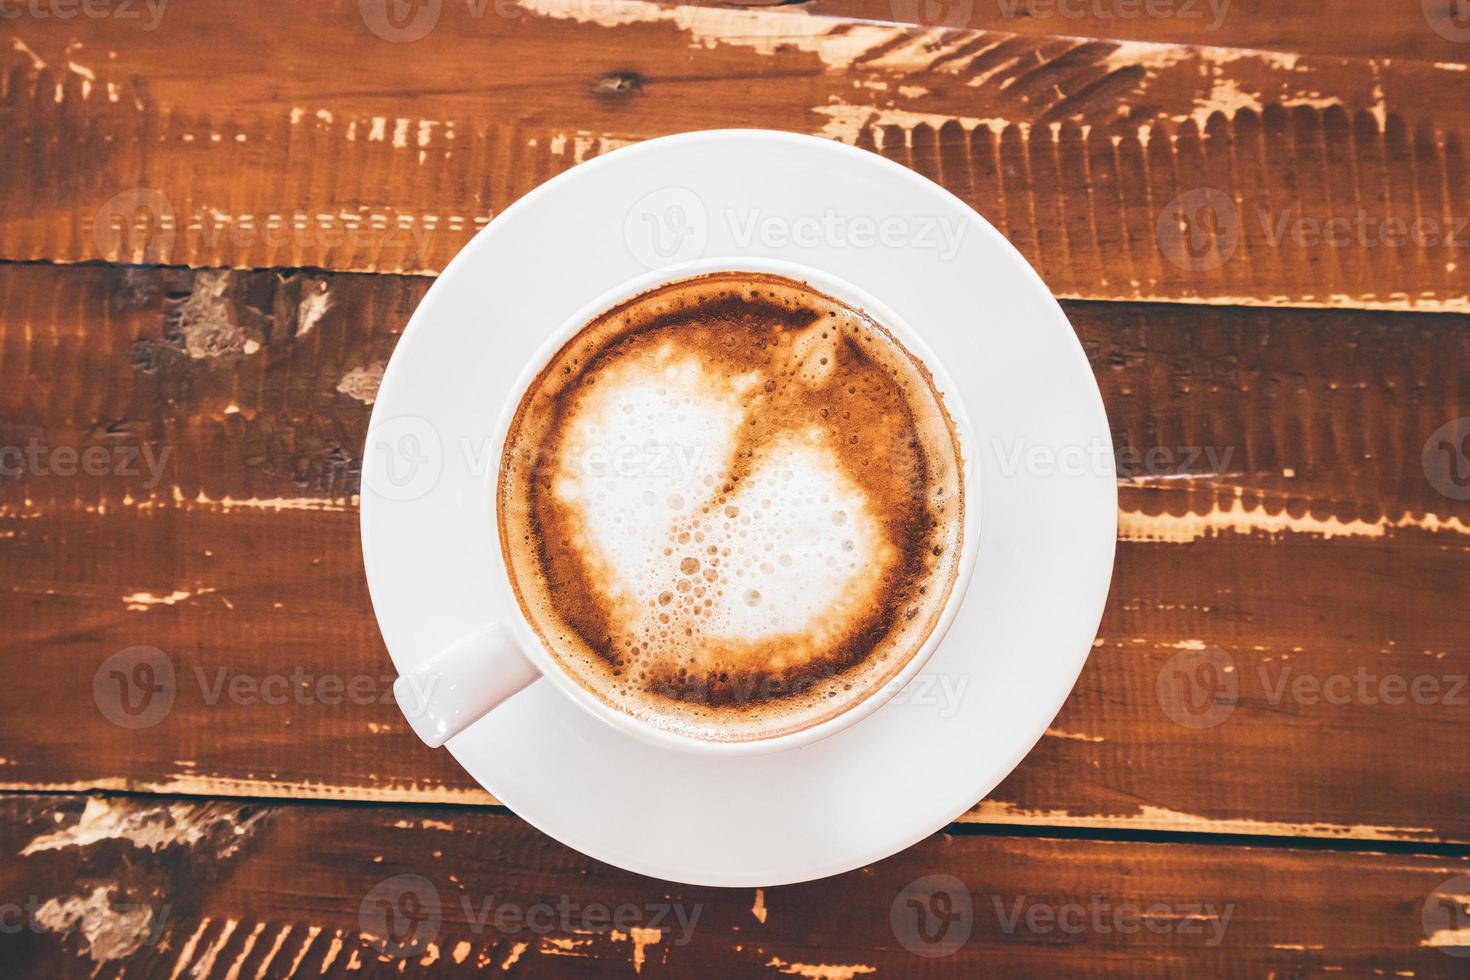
[{"left": 0, "top": 782, "right": 1460, "bottom": 854}]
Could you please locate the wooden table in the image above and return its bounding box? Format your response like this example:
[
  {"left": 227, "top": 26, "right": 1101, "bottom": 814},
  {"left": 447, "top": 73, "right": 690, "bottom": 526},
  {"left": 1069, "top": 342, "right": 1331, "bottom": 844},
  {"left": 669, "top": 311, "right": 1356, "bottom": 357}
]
[{"left": 2, "top": 1, "right": 1468, "bottom": 975}]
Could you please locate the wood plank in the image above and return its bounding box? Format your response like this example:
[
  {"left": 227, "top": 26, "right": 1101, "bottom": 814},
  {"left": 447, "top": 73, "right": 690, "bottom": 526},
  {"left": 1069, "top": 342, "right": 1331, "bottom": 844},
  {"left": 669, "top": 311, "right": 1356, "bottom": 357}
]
[
  {"left": 3, "top": 1, "right": 1470, "bottom": 308},
  {"left": 1, "top": 262, "right": 1466, "bottom": 841},
  {"left": 2, "top": 793, "right": 1468, "bottom": 976}
]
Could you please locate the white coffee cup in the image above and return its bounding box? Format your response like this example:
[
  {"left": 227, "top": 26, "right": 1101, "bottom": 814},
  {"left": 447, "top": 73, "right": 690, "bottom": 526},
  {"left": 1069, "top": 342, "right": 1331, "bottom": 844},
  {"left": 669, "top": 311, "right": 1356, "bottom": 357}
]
[{"left": 386, "top": 256, "right": 979, "bottom": 756}]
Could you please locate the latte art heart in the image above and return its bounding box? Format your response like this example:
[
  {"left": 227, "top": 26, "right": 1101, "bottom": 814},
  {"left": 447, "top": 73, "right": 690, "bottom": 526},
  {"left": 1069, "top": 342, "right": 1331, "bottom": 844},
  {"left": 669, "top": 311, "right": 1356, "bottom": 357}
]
[{"left": 499, "top": 272, "right": 965, "bottom": 742}]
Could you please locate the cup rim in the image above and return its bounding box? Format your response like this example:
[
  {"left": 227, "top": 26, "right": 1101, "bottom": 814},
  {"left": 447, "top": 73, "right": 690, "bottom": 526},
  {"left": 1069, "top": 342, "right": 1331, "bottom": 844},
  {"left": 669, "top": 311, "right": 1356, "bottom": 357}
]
[{"left": 484, "top": 255, "right": 982, "bottom": 756}]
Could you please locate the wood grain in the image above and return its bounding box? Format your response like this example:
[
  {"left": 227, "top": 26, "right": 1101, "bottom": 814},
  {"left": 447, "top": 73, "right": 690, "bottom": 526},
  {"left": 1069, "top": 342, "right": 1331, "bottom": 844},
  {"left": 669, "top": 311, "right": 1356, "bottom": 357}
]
[
  {"left": 1, "top": 262, "right": 1465, "bottom": 842},
  {"left": 2, "top": 1, "right": 1470, "bottom": 308},
  {"left": 2, "top": 793, "right": 1468, "bottom": 977}
]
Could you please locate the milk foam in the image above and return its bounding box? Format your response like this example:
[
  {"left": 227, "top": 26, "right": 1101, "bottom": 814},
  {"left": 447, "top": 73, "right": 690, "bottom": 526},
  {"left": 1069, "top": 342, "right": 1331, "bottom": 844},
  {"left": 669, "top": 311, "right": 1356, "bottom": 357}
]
[{"left": 556, "top": 350, "right": 883, "bottom": 663}]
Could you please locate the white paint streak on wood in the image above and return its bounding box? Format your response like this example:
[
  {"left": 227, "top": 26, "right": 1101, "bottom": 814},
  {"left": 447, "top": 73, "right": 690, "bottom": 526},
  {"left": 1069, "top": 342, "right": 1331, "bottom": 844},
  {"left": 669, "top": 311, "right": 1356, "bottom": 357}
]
[
  {"left": 500, "top": 941, "right": 528, "bottom": 969},
  {"left": 541, "top": 935, "right": 593, "bottom": 955},
  {"left": 765, "top": 957, "right": 877, "bottom": 979},
  {"left": 221, "top": 922, "right": 266, "bottom": 980},
  {"left": 32, "top": 886, "right": 156, "bottom": 962},
  {"left": 1055, "top": 288, "right": 1470, "bottom": 313},
  {"left": 11, "top": 36, "right": 48, "bottom": 70},
  {"left": 21, "top": 797, "right": 262, "bottom": 857},
  {"left": 318, "top": 930, "right": 345, "bottom": 974},
  {"left": 1044, "top": 728, "right": 1105, "bottom": 743},
  {"left": 189, "top": 919, "right": 239, "bottom": 979},
  {"left": 296, "top": 284, "right": 332, "bottom": 337},
  {"left": 169, "top": 919, "right": 212, "bottom": 980},
  {"left": 175, "top": 272, "right": 263, "bottom": 360},
  {"left": 751, "top": 889, "right": 767, "bottom": 924},
  {"left": 812, "top": 101, "right": 993, "bottom": 143},
  {"left": 122, "top": 588, "right": 205, "bottom": 611},
  {"left": 284, "top": 925, "right": 322, "bottom": 977},
  {"left": 1422, "top": 925, "right": 1470, "bottom": 949},
  {"left": 0, "top": 773, "right": 496, "bottom": 806},
  {"left": 1119, "top": 495, "right": 1470, "bottom": 543},
  {"left": 517, "top": 0, "right": 913, "bottom": 71},
  {"left": 969, "top": 800, "right": 1439, "bottom": 842},
  {"left": 627, "top": 927, "right": 661, "bottom": 974},
  {"left": 336, "top": 363, "right": 386, "bottom": 404}
]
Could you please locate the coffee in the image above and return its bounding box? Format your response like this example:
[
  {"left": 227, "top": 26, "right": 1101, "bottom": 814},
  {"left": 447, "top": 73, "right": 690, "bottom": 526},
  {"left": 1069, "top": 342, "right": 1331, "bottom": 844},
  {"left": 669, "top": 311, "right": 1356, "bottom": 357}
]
[{"left": 498, "top": 272, "right": 965, "bottom": 742}]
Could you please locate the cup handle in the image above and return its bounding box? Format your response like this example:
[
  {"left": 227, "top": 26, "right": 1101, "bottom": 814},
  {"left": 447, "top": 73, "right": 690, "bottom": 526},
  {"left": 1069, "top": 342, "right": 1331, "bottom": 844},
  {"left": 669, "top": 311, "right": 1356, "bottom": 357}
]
[{"left": 392, "top": 621, "right": 540, "bottom": 748}]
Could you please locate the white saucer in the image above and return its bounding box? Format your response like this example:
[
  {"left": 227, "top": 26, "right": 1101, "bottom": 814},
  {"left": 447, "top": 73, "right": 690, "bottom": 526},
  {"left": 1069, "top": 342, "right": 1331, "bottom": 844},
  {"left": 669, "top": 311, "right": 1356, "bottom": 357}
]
[{"left": 361, "top": 131, "right": 1116, "bottom": 887}]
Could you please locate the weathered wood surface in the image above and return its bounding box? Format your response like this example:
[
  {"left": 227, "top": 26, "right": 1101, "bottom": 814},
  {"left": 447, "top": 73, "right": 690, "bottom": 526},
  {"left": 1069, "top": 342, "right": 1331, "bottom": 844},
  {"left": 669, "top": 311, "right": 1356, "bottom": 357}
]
[
  {"left": 2, "top": 2, "right": 1467, "bottom": 974},
  {"left": 1, "top": 262, "right": 1465, "bottom": 843},
  {"left": 3, "top": 1, "right": 1470, "bottom": 308},
  {"left": 2, "top": 793, "right": 1468, "bottom": 977}
]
